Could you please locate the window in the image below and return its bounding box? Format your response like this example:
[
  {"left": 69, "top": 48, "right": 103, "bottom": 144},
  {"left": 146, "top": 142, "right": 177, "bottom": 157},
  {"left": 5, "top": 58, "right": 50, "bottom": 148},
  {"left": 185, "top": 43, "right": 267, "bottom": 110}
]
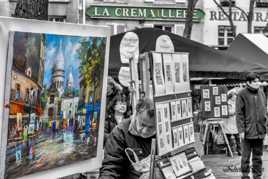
[
  {"left": 256, "top": 0, "right": 268, "bottom": 7},
  {"left": 220, "top": 0, "right": 235, "bottom": 7},
  {"left": 154, "top": 25, "right": 173, "bottom": 33},
  {"left": 218, "top": 26, "right": 236, "bottom": 50},
  {"left": 254, "top": 26, "right": 265, "bottom": 33},
  {"left": 107, "top": 24, "right": 127, "bottom": 34},
  {"left": 48, "top": 16, "right": 66, "bottom": 22}
]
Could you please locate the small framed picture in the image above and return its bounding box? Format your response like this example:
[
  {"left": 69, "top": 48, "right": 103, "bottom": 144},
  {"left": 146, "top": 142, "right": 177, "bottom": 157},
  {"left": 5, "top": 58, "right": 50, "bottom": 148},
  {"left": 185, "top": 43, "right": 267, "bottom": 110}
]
[
  {"left": 178, "top": 126, "right": 184, "bottom": 147},
  {"left": 222, "top": 105, "right": 228, "bottom": 116},
  {"left": 203, "top": 89, "right": 210, "bottom": 99},
  {"left": 169, "top": 153, "right": 191, "bottom": 177},
  {"left": 181, "top": 99, "right": 187, "bottom": 118},
  {"left": 212, "top": 86, "right": 218, "bottom": 95},
  {"left": 172, "top": 128, "right": 179, "bottom": 147},
  {"left": 160, "top": 137, "right": 165, "bottom": 149},
  {"left": 161, "top": 166, "right": 177, "bottom": 179},
  {"left": 157, "top": 109, "right": 162, "bottom": 123},
  {"left": 215, "top": 96, "right": 221, "bottom": 105},
  {"left": 183, "top": 125, "right": 189, "bottom": 144},
  {"left": 170, "top": 101, "right": 177, "bottom": 121},
  {"left": 204, "top": 101, "right": 211, "bottom": 111},
  {"left": 187, "top": 98, "right": 192, "bottom": 117},
  {"left": 165, "top": 121, "right": 170, "bottom": 133},
  {"left": 221, "top": 93, "right": 227, "bottom": 102},
  {"left": 176, "top": 100, "right": 182, "bottom": 120},
  {"left": 188, "top": 123, "right": 195, "bottom": 143},
  {"left": 158, "top": 124, "right": 163, "bottom": 135},
  {"left": 214, "top": 107, "right": 221, "bottom": 117}
]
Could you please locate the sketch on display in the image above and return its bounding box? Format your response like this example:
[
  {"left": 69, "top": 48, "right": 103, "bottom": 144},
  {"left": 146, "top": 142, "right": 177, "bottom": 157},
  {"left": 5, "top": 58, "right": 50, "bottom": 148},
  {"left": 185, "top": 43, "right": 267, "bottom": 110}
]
[
  {"left": 204, "top": 101, "right": 211, "bottom": 112},
  {"left": 169, "top": 152, "right": 191, "bottom": 177},
  {"left": 163, "top": 54, "right": 174, "bottom": 94},
  {"left": 152, "top": 53, "right": 165, "bottom": 96},
  {"left": 170, "top": 101, "right": 177, "bottom": 121},
  {"left": 214, "top": 107, "right": 221, "bottom": 117},
  {"left": 212, "top": 87, "right": 218, "bottom": 96},
  {"left": 221, "top": 93, "right": 227, "bottom": 102},
  {"left": 3, "top": 31, "right": 107, "bottom": 178},
  {"left": 203, "top": 89, "right": 210, "bottom": 99}
]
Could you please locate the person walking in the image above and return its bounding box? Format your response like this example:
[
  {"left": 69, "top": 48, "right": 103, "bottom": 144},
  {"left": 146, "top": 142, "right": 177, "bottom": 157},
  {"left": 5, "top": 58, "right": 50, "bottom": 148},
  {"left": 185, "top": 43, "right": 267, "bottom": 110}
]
[
  {"left": 236, "top": 72, "right": 267, "bottom": 179},
  {"left": 222, "top": 88, "right": 241, "bottom": 156}
]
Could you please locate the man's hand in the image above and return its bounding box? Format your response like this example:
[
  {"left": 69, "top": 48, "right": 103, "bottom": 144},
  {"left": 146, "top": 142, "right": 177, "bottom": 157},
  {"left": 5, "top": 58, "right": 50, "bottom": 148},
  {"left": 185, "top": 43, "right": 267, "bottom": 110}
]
[{"left": 239, "top": 132, "right": 245, "bottom": 140}]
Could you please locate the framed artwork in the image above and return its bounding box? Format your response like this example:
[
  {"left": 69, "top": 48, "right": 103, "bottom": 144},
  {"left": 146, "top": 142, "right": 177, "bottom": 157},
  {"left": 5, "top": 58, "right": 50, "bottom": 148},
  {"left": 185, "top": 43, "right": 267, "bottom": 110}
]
[
  {"left": 221, "top": 93, "right": 227, "bottom": 102},
  {"left": 181, "top": 99, "right": 187, "bottom": 119},
  {"left": 170, "top": 101, "right": 177, "bottom": 122},
  {"left": 169, "top": 152, "right": 191, "bottom": 177},
  {"left": 212, "top": 86, "right": 218, "bottom": 95},
  {"left": 214, "top": 107, "right": 221, "bottom": 117},
  {"left": 161, "top": 166, "right": 177, "bottom": 179},
  {"left": 183, "top": 125, "right": 190, "bottom": 145},
  {"left": 0, "top": 18, "right": 110, "bottom": 179},
  {"left": 221, "top": 105, "right": 228, "bottom": 116},
  {"left": 178, "top": 126, "right": 184, "bottom": 147},
  {"left": 215, "top": 96, "right": 221, "bottom": 105},
  {"left": 152, "top": 52, "right": 165, "bottom": 96},
  {"left": 163, "top": 53, "right": 174, "bottom": 94},
  {"left": 204, "top": 101, "right": 211, "bottom": 112},
  {"left": 203, "top": 89, "right": 210, "bottom": 99},
  {"left": 187, "top": 98, "right": 192, "bottom": 117},
  {"left": 173, "top": 53, "right": 190, "bottom": 93},
  {"left": 172, "top": 127, "right": 179, "bottom": 148},
  {"left": 188, "top": 123, "right": 195, "bottom": 143},
  {"left": 176, "top": 100, "right": 182, "bottom": 120}
]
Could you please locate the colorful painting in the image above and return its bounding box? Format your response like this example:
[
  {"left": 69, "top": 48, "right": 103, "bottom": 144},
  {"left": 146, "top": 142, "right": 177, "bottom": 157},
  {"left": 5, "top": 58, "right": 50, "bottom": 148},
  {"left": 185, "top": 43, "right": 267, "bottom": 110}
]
[{"left": 4, "top": 31, "right": 107, "bottom": 178}]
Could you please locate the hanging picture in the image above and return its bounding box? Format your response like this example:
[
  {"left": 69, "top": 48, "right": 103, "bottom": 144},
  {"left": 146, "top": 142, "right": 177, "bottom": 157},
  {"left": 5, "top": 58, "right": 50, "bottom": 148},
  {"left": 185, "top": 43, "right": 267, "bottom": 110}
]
[
  {"left": 181, "top": 99, "right": 188, "bottom": 119},
  {"left": 1, "top": 22, "right": 109, "bottom": 179},
  {"left": 170, "top": 101, "right": 177, "bottom": 121},
  {"left": 152, "top": 52, "right": 165, "bottom": 96},
  {"left": 204, "top": 101, "right": 211, "bottom": 111},
  {"left": 183, "top": 125, "right": 190, "bottom": 145},
  {"left": 172, "top": 127, "right": 179, "bottom": 148},
  {"left": 176, "top": 100, "right": 182, "bottom": 120},
  {"left": 178, "top": 126, "right": 184, "bottom": 147},
  {"left": 212, "top": 86, "right": 218, "bottom": 95},
  {"left": 214, "top": 107, "right": 221, "bottom": 117},
  {"left": 221, "top": 93, "right": 227, "bottom": 102},
  {"left": 173, "top": 53, "right": 190, "bottom": 93},
  {"left": 203, "top": 89, "right": 210, "bottom": 99},
  {"left": 215, "top": 96, "right": 221, "bottom": 105},
  {"left": 187, "top": 98, "right": 192, "bottom": 117},
  {"left": 188, "top": 123, "right": 195, "bottom": 143},
  {"left": 163, "top": 53, "right": 174, "bottom": 94},
  {"left": 222, "top": 105, "right": 228, "bottom": 116}
]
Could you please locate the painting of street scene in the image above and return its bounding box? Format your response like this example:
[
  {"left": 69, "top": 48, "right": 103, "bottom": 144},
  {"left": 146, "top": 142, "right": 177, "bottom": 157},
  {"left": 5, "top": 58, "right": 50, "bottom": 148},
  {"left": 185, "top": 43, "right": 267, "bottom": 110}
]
[{"left": 5, "top": 31, "right": 107, "bottom": 178}]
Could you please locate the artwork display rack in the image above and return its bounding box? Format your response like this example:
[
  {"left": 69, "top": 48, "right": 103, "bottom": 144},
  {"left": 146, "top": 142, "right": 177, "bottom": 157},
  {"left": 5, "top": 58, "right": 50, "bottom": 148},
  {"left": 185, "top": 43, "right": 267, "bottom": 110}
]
[{"left": 138, "top": 51, "right": 213, "bottom": 179}]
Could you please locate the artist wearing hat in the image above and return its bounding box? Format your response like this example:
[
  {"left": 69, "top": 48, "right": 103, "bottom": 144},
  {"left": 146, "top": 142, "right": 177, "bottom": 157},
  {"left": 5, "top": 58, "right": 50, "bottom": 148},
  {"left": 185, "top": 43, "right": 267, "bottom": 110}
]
[{"left": 99, "top": 98, "right": 163, "bottom": 179}]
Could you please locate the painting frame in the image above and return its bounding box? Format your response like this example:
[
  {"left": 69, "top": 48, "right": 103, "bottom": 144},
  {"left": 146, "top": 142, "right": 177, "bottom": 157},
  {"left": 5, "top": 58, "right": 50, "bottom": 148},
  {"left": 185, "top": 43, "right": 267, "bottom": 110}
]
[{"left": 0, "top": 17, "right": 111, "bottom": 179}]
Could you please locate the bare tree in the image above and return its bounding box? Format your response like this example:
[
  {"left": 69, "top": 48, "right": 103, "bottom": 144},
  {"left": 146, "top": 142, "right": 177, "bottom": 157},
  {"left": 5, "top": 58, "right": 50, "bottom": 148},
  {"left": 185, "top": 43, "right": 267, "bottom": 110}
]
[
  {"left": 212, "top": 0, "right": 256, "bottom": 34},
  {"left": 13, "top": 0, "right": 48, "bottom": 20},
  {"left": 183, "top": 0, "right": 199, "bottom": 38}
]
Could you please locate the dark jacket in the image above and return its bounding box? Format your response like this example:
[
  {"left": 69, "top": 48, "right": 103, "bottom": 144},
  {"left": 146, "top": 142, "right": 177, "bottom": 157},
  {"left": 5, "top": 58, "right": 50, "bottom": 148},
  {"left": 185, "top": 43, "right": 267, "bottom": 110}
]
[
  {"left": 236, "top": 86, "right": 267, "bottom": 139},
  {"left": 99, "top": 118, "right": 153, "bottom": 179}
]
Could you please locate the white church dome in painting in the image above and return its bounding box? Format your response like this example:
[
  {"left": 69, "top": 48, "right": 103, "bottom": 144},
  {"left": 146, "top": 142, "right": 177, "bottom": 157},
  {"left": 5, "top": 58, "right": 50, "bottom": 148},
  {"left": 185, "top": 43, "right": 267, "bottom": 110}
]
[{"left": 55, "top": 40, "right": 65, "bottom": 71}]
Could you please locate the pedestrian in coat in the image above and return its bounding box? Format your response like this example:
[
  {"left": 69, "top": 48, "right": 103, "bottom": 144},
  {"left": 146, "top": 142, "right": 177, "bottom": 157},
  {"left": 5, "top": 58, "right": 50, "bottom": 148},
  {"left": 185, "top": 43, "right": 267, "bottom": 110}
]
[{"left": 236, "top": 72, "right": 267, "bottom": 179}]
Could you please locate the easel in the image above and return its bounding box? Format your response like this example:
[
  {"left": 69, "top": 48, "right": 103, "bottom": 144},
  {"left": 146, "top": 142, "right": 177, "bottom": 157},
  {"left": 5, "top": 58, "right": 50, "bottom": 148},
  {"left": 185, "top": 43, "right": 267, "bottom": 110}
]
[{"left": 202, "top": 118, "right": 233, "bottom": 157}]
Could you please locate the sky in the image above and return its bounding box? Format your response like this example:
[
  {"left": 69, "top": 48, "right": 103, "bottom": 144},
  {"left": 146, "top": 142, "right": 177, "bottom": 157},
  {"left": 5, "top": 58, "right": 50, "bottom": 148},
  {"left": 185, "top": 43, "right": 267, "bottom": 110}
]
[{"left": 43, "top": 34, "right": 85, "bottom": 90}]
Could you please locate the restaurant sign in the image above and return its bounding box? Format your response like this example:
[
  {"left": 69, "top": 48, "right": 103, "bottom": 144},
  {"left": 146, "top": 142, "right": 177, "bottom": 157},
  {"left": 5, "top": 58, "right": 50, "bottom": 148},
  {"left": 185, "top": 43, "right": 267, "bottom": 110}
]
[{"left": 86, "top": 5, "right": 205, "bottom": 22}]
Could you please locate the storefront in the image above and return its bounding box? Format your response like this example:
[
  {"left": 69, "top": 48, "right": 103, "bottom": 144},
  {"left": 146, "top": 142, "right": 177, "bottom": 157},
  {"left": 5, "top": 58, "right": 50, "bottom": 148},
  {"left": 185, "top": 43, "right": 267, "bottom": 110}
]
[
  {"left": 85, "top": 1, "right": 205, "bottom": 42},
  {"left": 202, "top": 0, "right": 268, "bottom": 50}
]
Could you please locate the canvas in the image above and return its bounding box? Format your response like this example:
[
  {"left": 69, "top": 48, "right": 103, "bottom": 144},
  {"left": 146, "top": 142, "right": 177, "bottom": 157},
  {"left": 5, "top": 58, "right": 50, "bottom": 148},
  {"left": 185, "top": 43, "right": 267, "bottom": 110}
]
[{"left": 4, "top": 31, "right": 107, "bottom": 179}]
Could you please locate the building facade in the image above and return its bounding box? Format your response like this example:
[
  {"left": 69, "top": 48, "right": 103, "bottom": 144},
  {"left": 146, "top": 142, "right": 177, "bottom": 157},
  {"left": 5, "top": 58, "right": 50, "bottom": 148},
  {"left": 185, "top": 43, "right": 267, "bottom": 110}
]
[
  {"left": 9, "top": 0, "right": 79, "bottom": 23},
  {"left": 203, "top": 0, "right": 268, "bottom": 49},
  {"left": 83, "top": 0, "right": 205, "bottom": 42}
]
